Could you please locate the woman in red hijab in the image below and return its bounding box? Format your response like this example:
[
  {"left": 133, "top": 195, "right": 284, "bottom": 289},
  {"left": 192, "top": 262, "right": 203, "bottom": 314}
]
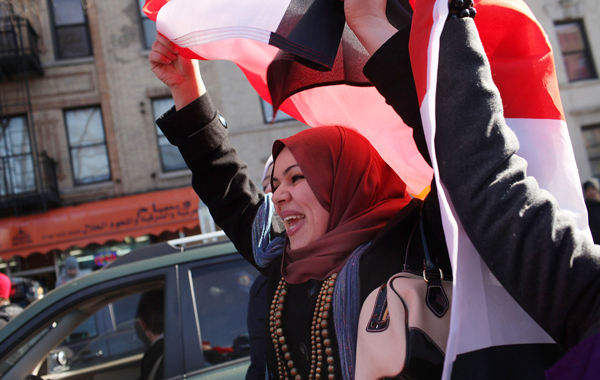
[
  {"left": 152, "top": 33, "right": 451, "bottom": 374},
  {"left": 261, "top": 126, "right": 446, "bottom": 379},
  {"left": 149, "top": 2, "right": 456, "bottom": 376}
]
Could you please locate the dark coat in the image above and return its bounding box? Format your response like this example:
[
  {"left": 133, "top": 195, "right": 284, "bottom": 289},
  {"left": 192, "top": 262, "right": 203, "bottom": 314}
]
[
  {"left": 246, "top": 274, "right": 268, "bottom": 380},
  {"left": 585, "top": 200, "right": 600, "bottom": 244},
  {"left": 139, "top": 337, "right": 164, "bottom": 380},
  {"left": 0, "top": 303, "right": 23, "bottom": 328},
  {"left": 157, "top": 90, "right": 449, "bottom": 379}
]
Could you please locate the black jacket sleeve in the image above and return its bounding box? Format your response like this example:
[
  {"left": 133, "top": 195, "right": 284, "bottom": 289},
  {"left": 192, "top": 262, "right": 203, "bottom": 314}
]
[
  {"left": 364, "top": 19, "right": 600, "bottom": 348},
  {"left": 156, "top": 94, "right": 264, "bottom": 266},
  {"left": 434, "top": 19, "right": 600, "bottom": 348},
  {"left": 364, "top": 25, "right": 450, "bottom": 276}
]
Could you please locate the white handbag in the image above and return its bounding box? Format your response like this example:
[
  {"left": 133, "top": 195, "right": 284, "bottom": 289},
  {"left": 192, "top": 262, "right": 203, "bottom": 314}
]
[{"left": 355, "top": 216, "right": 452, "bottom": 380}]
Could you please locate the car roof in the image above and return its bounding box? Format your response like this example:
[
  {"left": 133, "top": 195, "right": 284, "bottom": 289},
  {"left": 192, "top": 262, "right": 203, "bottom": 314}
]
[
  {"left": 0, "top": 236, "right": 238, "bottom": 341},
  {"left": 107, "top": 230, "right": 229, "bottom": 268}
]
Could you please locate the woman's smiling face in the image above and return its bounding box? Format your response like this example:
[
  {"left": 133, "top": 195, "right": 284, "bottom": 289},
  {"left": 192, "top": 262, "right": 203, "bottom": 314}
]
[{"left": 271, "top": 147, "right": 330, "bottom": 250}]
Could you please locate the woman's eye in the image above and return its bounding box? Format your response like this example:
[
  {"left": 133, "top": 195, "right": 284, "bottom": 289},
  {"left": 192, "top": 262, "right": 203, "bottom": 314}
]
[{"left": 291, "top": 175, "right": 305, "bottom": 183}]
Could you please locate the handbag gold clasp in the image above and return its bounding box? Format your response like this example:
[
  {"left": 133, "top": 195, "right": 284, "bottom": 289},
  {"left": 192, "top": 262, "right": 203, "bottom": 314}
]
[{"left": 423, "top": 268, "right": 444, "bottom": 283}]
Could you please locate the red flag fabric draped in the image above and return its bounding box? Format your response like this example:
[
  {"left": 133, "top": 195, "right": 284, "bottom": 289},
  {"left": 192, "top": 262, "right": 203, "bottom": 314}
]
[{"left": 143, "top": 0, "right": 433, "bottom": 197}]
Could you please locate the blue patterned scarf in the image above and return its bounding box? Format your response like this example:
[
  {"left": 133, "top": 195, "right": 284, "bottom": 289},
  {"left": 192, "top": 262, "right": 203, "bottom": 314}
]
[{"left": 252, "top": 195, "right": 367, "bottom": 380}]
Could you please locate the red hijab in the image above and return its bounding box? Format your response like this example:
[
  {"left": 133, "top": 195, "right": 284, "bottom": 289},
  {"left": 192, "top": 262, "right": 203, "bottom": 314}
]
[{"left": 272, "top": 126, "right": 412, "bottom": 284}]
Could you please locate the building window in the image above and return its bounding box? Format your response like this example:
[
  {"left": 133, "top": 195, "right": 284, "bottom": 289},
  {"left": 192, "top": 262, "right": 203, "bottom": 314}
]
[
  {"left": 64, "top": 107, "right": 111, "bottom": 185},
  {"left": 0, "top": 116, "right": 35, "bottom": 195},
  {"left": 260, "top": 99, "right": 294, "bottom": 123},
  {"left": 138, "top": 0, "right": 157, "bottom": 50},
  {"left": 48, "top": 0, "right": 93, "bottom": 59},
  {"left": 152, "top": 98, "right": 187, "bottom": 172},
  {"left": 583, "top": 123, "right": 600, "bottom": 178},
  {"left": 554, "top": 20, "right": 597, "bottom": 82}
]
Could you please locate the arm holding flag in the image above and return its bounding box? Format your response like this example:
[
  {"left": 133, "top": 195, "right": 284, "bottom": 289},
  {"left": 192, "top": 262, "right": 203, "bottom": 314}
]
[
  {"left": 349, "top": 0, "right": 600, "bottom": 350},
  {"left": 433, "top": 18, "right": 600, "bottom": 349},
  {"left": 149, "top": 34, "right": 206, "bottom": 110},
  {"left": 343, "top": 0, "right": 397, "bottom": 55},
  {"left": 150, "top": 35, "right": 268, "bottom": 271}
]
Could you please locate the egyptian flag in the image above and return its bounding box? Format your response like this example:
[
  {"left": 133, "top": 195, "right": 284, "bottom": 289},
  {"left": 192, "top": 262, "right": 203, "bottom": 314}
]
[
  {"left": 145, "top": 0, "right": 588, "bottom": 378},
  {"left": 408, "top": 0, "right": 588, "bottom": 378}
]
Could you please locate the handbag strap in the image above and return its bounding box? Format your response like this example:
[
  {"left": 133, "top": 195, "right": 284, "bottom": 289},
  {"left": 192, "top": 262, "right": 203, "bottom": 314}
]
[
  {"left": 419, "top": 210, "right": 450, "bottom": 318},
  {"left": 420, "top": 215, "right": 443, "bottom": 280}
]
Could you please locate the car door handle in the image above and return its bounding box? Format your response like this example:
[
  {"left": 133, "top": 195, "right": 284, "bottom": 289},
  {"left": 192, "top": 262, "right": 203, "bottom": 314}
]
[{"left": 79, "top": 350, "right": 104, "bottom": 361}]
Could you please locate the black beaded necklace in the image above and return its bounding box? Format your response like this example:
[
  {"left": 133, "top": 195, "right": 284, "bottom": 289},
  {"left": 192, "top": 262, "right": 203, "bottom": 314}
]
[{"left": 269, "top": 274, "right": 338, "bottom": 380}]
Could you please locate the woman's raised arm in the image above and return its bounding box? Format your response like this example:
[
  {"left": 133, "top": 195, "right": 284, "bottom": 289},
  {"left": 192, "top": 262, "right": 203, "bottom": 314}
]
[
  {"left": 344, "top": 0, "right": 398, "bottom": 55},
  {"left": 149, "top": 33, "right": 206, "bottom": 110},
  {"left": 149, "top": 34, "right": 268, "bottom": 272}
]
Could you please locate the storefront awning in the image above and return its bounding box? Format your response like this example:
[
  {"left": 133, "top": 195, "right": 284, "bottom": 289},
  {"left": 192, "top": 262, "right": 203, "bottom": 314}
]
[{"left": 0, "top": 187, "right": 200, "bottom": 260}]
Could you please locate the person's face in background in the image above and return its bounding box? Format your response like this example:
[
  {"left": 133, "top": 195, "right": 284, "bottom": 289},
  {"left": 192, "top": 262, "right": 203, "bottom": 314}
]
[
  {"left": 262, "top": 162, "right": 273, "bottom": 194},
  {"left": 585, "top": 186, "right": 600, "bottom": 201},
  {"left": 271, "top": 147, "right": 330, "bottom": 250},
  {"left": 67, "top": 268, "right": 78, "bottom": 278}
]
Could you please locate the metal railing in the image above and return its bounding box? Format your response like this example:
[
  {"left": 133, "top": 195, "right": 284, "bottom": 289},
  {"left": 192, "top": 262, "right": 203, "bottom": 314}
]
[
  {"left": 0, "top": 16, "right": 42, "bottom": 77},
  {"left": 0, "top": 152, "right": 60, "bottom": 215}
]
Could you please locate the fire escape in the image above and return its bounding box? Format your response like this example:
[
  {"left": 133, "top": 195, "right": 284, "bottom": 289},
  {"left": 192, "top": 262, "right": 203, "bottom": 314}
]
[{"left": 0, "top": 11, "right": 60, "bottom": 217}]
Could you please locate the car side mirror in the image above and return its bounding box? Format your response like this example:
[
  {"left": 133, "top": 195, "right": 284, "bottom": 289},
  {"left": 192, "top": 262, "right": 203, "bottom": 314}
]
[{"left": 48, "top": 350, "right": 69, "bottom": 373}]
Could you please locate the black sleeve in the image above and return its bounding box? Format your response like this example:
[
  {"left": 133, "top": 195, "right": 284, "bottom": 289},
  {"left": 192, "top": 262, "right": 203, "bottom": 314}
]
[
  {"left": 363, "top": 19, "right": 600, "bottom": 347},
  {"left": 156, "top": 94, "right": 264, "bottom": 267},
  {"left": 363, "top": 26, "right": 431, "bottom": 167},
  {"left": 434, "top": 19, "right": 600, "bottom": 347},
  {"left": 364, "top": 25, "right": 450, "bottom": 276}
]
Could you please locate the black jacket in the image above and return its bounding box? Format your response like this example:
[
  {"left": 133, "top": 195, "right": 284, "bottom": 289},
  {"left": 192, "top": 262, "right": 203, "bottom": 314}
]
[
  {"left": 429, "top": 19, "right": 600, "bottom": 350},
  {"left": 246, "top": 274, "right": 268, "bottom": 380},
  {"left": 139, "top": 337, "right": 164, "bottom": 380}
]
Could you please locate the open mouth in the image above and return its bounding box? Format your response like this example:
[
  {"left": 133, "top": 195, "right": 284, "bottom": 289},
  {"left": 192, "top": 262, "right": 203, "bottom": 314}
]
[{"left": 284, "top": 215, "right": 305, "bottom": 230}]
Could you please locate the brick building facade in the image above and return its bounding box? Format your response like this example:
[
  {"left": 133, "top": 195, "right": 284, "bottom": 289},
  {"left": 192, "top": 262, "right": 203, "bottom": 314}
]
[
  {"left": 525, "top": 0, "right": 600, "bottom": 183},
  {"left": 0, "top": 0, "right": 306, "bottom": 287}
]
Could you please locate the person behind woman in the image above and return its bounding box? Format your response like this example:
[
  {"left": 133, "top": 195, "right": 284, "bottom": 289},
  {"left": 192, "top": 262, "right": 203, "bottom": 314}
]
[{"left": 0, "top": 273, "right": 22, "bottom": 328}]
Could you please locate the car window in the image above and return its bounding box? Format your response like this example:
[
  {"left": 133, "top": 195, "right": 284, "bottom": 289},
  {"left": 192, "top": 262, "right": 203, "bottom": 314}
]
[
  {"left": 47, "top": 291, "right": 152, "bottom": 375},
  {"left": 190, "top": 259, "right": 258, "bottom": 367},
  {"left": 63, "top": 314, "right": 98, "bottom": 343},
  {"left": 112, "top": 293, "right": 142, "bottom": 330}
]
